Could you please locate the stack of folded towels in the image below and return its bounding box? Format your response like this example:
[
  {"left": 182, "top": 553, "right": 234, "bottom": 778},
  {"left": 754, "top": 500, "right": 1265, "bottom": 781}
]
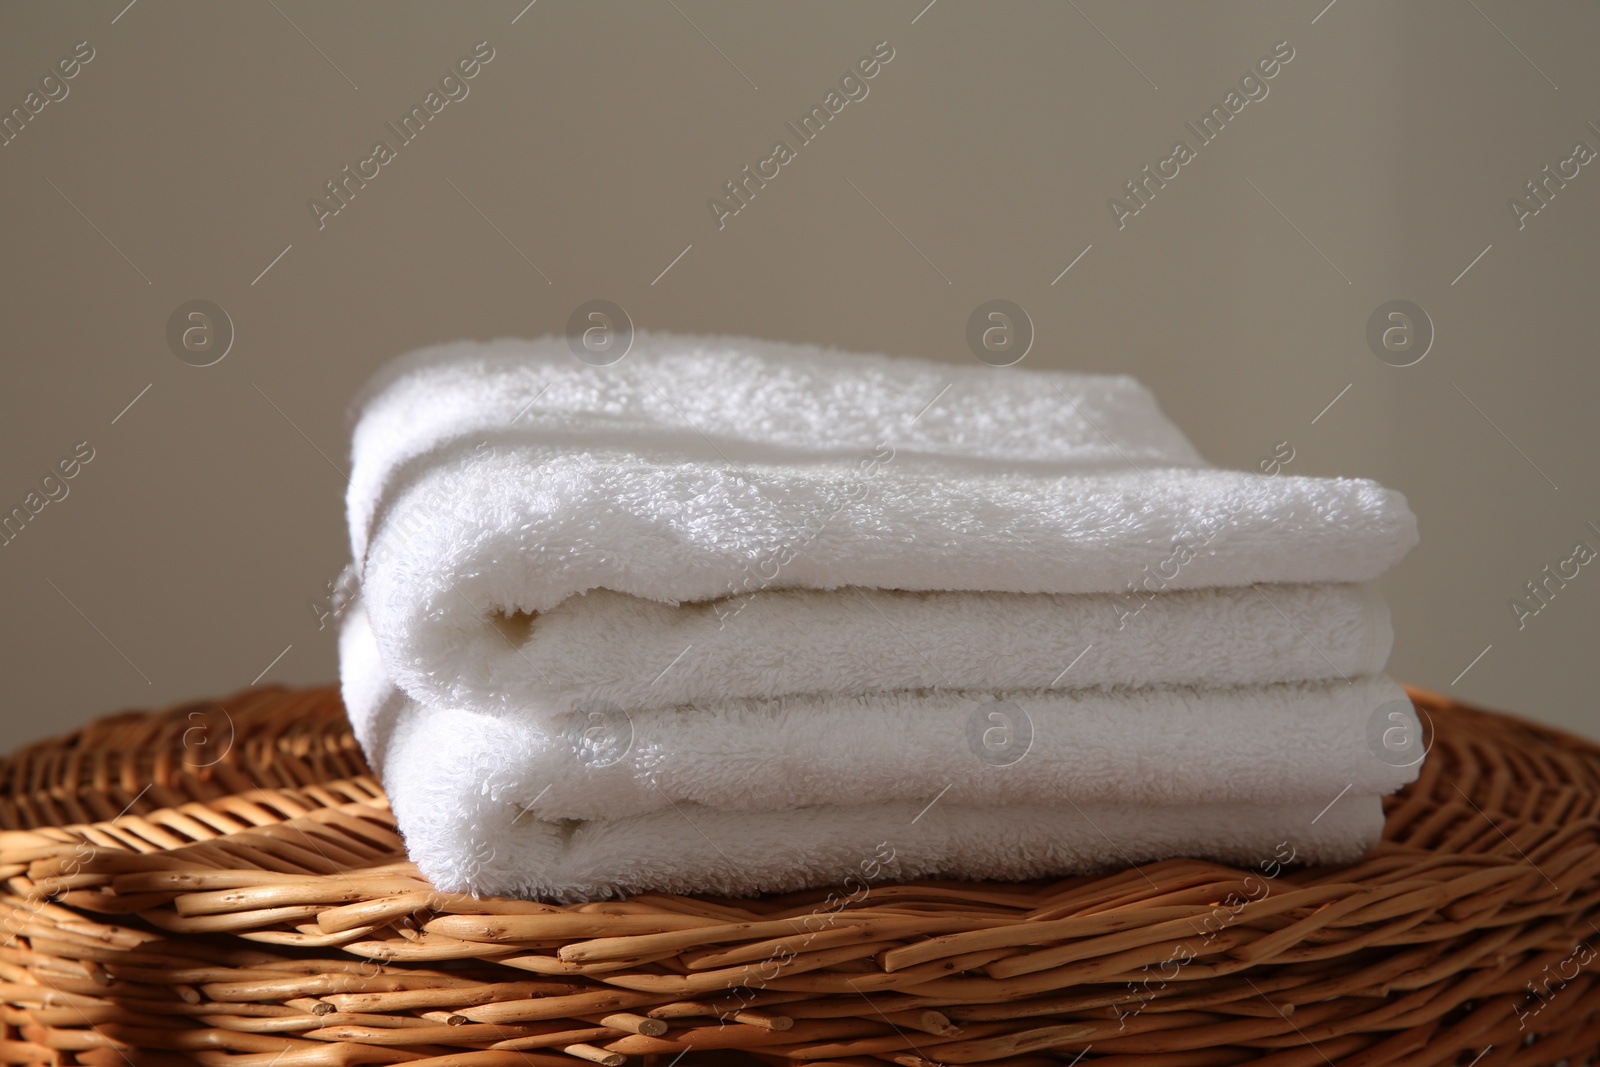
[{"left": 339, "top": 334, "right": 1421, "bottom": 902}]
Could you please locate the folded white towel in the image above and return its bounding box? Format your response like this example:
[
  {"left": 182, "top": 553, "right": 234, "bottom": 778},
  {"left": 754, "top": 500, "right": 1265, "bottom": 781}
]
[
  {"left": 395, "top": 578, "right": 1391, "bottom": 716},
  {"left": 348, "top": 334, "right": 1418, "bottom": 714},
  {"left": 341, "top": 601, "right": 1415, "bottom": 900},
  {"left": 400, "top": 790, "right": 1387, "bottom": 903},
  {"left": 343, "top": 598, "right": 1414, "bottom": 816}
]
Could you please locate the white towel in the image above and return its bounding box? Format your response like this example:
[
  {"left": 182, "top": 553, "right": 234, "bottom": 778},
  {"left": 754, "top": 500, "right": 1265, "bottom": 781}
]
[
  {"left": 341, "top": 601, "right": 1416, "bottom": 900},
  {"left": 386, "top": 578, "right": 1391, "bottom": 716},
  {"left": 394, "top": 788, "right": 1387, "bottom": 903},
  {"left": 348, "top": 334, "right": 1418, "bottom": 713},
  {"left": 342, "top": 600, "right": 1415, "bottom": 815}
]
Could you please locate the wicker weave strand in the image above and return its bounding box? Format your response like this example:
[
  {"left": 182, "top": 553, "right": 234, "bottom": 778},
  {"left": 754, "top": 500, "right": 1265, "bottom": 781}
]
[{"left": 0, "top": 685, "right": 1595, "bottom": 1067}]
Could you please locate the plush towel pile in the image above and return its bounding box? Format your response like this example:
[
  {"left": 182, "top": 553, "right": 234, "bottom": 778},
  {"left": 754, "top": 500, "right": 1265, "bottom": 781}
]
[{"left": 340, "top": 334, "right": 1421, "bottom": 901}]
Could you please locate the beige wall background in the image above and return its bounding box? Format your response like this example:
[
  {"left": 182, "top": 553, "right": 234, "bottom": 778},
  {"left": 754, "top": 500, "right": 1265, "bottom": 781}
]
[{"left": 1, "top": 1, "right": 1595, "bottom": 750}]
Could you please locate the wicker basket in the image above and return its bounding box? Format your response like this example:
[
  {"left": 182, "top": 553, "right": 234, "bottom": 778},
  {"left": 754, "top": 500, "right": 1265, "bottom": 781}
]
[{"left": 0, "top": 685, "right": 1595, "bottom": 1067}]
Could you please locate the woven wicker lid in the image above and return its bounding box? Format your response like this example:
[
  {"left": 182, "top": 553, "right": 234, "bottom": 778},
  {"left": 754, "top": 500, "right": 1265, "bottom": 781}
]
[{"left": 0, "top": 685, "right": 1596, "bottom": 1067}]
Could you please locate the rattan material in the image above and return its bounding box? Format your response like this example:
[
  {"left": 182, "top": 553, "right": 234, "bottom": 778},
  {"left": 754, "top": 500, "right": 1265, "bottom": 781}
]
[{"left": 0, "top": 686, "right": 1595, "bottom": 1067}]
